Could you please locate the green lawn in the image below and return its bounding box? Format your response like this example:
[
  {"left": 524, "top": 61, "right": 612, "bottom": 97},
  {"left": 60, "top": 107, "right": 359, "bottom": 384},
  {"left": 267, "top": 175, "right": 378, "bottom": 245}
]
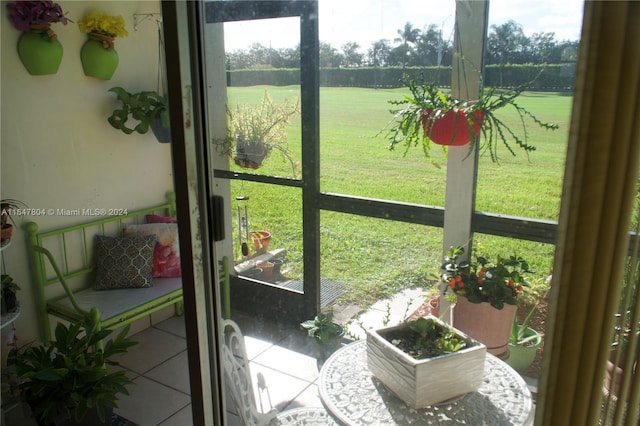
[{"left": 224, "top": 86, "right": 572, "bottom": 307}]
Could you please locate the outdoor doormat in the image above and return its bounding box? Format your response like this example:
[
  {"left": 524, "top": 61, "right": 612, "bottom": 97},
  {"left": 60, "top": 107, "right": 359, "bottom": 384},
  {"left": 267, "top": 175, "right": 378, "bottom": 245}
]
[
  {"left": 111, "top": 413, "right": 139, "bottom": 426},
  {"left": 279, "top": 278, "right": 345, "bottom": 308}
]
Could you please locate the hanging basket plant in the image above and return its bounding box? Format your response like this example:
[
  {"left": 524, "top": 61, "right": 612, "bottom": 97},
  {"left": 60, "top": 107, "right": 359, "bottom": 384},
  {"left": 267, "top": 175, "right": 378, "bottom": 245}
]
[
  {"left": 77, "top": 10, "right": 128, "bottom": 80},
  {"left": 383, "top": 74, "right": 559, "bottom": 167},
  {"left": 6, "top": 0, "right": 71, "bottom": 75},
  {"left": 107, "top": 87, "right": 169, "bottom": 139},
  {"left": 215, "top": 92, "right": 300, "bottom": 177}
]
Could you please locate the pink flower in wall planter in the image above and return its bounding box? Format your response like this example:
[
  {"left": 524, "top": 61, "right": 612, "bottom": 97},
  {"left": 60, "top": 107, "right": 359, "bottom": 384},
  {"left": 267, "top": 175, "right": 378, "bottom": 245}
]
[
  {"left": 6, "top": 0, "right": 71, "bottom": 75},
  {"left": 77, "top": 10, "right": 128, "bottom": 80}
]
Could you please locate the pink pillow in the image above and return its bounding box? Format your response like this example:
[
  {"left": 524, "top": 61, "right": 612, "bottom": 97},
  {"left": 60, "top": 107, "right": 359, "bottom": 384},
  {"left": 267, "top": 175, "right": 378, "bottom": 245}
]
[
  {"left": 146, "top": 214, "right": 177, "bottom": 224},
  {"left": 123, "top": 223, "right": 181, "bottom": 277}
]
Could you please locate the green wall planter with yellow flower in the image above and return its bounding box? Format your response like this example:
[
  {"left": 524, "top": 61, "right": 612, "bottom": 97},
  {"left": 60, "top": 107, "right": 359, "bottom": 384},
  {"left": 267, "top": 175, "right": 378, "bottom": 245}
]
[
  {"left": 18, "top": 29, "right": 63, "bottom": 75},
  {"left": 80, "top": 36, "right": 119, "bottom": 80},
  {"left": 77, "top": 11, "right": 128, "bottom": 80}
]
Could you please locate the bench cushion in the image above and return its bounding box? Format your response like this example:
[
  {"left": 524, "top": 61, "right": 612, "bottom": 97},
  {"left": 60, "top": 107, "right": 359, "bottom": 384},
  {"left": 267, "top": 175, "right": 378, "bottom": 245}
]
[{"left": 49, "top": 277, "right": 182, "bottom": 323}]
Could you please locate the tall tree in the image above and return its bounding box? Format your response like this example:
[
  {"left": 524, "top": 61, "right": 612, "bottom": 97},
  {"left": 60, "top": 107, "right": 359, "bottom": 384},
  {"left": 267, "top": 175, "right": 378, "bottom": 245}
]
[
  {"left": 487, "top": 20, "right": 527, "bottom": 84},
  {"left": 341, "top": 42, "right": 364, "bottom": 67},
  {"left": 367, "top": 39, "right": 391, "bottom": 67},
  {"left": 394, "top": 22, "right": 421, "bottom": 68}
]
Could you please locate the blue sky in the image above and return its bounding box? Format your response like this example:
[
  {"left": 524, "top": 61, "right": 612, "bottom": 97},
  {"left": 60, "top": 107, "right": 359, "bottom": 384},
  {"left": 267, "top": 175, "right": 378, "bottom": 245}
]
[{"left": 223, "top": 0, "right": 584, "bottom": 52}]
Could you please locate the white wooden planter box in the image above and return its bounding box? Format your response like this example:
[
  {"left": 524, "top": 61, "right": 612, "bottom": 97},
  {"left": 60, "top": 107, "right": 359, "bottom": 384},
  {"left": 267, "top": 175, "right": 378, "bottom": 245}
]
[{"left": 366, "top": 315, "right": 486, "bottom": 408}]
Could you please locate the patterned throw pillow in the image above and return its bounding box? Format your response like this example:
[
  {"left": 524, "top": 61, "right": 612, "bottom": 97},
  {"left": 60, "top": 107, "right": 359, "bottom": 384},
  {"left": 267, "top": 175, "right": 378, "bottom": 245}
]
[
  {"left": 94, "top": 235, "right": 156, "bottom": 290},
  {"left": 123, "top": 223, "right": 181, "bottom": 278}
]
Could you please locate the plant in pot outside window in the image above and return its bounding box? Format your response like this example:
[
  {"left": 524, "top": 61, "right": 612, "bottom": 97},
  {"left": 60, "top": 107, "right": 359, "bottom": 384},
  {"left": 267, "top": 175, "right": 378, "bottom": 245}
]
[
  {"left": 506, "top": 300, "right": 543, "bottom": 371},
  {"left": 6, "top": 311, "right": 136, "bottom": 426},
  {"left": 6, "top": 0, "right": 71, "bottom": 75},
  {"left": 107, "top": 86, "right": 171, "bottom": 143},
  {"left": 441, "top": 245, "right": 532, "bottom": 356},
  {"left": 216, "top": 91, "right": 300, "bottom": 177},
  {"left": 382, "top": 73, "right": 559, "bottom": 167}
]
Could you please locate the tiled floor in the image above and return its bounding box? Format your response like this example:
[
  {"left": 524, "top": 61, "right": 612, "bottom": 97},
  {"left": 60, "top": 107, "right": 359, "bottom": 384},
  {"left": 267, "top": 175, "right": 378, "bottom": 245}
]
[
  {"left": 112, "top": 289, "right": 428, "bottom": 425},
  {"left": 4, "top": 288, "right": 537, "bottom": 425},
  {"left": 114, "top": 309, "right": 338, "bottom": 425}
]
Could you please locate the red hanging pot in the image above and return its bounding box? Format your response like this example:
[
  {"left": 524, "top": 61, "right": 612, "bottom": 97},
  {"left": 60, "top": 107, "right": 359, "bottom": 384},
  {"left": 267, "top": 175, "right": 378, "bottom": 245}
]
[{"left": 422, "top": 109, "right": 485, "bottom": 146}]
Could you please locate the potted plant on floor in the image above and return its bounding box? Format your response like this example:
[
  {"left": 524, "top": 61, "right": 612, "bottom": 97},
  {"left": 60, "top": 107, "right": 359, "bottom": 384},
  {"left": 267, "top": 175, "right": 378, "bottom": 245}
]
[
  {"left": 1, "top": 274, "right": 20, "bottom": 315},
  {"left": 216, "top": 92, "right": 299, "bottom": 176},
  {"left": 107, "top": 87, "right": 171, "bottom": 143},
  {"left": 301, "top": 310, "right": 344, "bottom": 362},
  {"left": 442, "top": 245, "right": 532, "bottom": 356},
  {"left": 366, "top": 315, "right": 486, "bottom": 408},
  {"left": 382, "top": 74, "right": 559, "bottom": 166},
  {"left": 6, "top": 311, "right": 136, "bottom": 426},
  {"left": 605, "top": 306, "right": 639, "bottom": 402},
  {"left": 506, "top": 301, "right": 542, "bottom": 371}
]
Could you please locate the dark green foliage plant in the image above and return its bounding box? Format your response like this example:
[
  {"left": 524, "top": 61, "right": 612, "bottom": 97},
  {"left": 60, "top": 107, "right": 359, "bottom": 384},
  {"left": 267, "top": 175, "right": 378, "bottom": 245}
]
[
  {"left": 442, "top": 245, "right": 532, "bottom": 309},
  {"left": 7, "top": 312, "right": 136, "bottom": 425},
  {"left": 107, "top": 87, "right": 169, "bottom": 135},
  {"left": 300, "top": 310, "right": 343, "bottom": 344}
]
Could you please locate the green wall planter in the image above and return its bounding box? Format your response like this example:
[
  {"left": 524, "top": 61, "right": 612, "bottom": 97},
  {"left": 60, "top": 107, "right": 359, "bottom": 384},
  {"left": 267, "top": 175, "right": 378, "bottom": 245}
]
[
  {"left": 80, "top": 39, "right": 119, "bottom": 80},
  {"left": 17, "top": 31, "right": 63, "bottom": 75},
  {"left": 506, "top": 327, "right": 542, "bottom": 371}
]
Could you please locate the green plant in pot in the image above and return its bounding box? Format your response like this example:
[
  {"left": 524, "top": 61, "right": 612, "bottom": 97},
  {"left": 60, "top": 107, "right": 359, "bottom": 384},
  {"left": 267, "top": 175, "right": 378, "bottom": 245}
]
[
  {"left": 506, "top": 301, "right": 542, "bottom": 371},
  {"left": 6, "top": 310, "right": 136, "bottom": 425},
  {"left": 301, "top": 310, "right": 344, "bottom": 344},
  {"left": 216, "top": 91, "right": 299, "bottom": 176},
  {"left": 383, "top": 74, "right": 559, "bottom": 167},
  {"left": 1, "top": 274, "right": 20, "bottom": 315},
  {"left": 107, "top": 87, "right": 171, "bottom": 143},
  {"left": 1, "top": 198, "right": 27, "bottom": 246}
]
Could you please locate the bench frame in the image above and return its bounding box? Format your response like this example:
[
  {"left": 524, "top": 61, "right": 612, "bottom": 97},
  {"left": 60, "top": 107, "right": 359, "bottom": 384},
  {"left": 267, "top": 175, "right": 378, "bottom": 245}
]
[{"left": 24, "top": 192, "right": 183, "bottom": 342}]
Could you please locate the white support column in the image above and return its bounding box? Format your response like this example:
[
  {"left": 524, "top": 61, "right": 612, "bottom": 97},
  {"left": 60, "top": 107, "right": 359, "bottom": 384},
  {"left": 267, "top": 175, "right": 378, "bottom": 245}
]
[
  {"left": 205, "top": 22, "right": 235, "bottom": 263},
  {"left": 440, "top": 0, "right": 489, "bottom": 324}
]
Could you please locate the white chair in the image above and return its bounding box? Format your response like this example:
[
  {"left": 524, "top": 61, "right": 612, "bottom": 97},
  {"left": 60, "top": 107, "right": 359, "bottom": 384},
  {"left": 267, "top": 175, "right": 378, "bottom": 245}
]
[{"left": 222, "top": 319, "right": 337, "bottom": 425}]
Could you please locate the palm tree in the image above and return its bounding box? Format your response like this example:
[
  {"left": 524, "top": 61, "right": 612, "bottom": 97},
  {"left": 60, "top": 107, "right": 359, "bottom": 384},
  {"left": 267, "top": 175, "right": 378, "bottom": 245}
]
[
  {"left": 487, "top": 20, "right": 526, "bottom": 86},
  {"left": 394, "top": 22, "right": 421, "bottom": 69}
]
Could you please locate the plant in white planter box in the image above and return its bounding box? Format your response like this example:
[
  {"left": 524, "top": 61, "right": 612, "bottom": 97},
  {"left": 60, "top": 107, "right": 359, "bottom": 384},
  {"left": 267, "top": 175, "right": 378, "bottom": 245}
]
[{"left": 366, "top": 316, "right": 486, "bottom": 408}]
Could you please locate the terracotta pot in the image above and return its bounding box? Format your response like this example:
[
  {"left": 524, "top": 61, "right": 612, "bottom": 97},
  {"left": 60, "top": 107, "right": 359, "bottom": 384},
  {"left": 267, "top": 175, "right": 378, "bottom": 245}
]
[
  {"left": 251, "top": 231, "right": 271, "bottom": 253},
  {"left": 453, "top": 297, "right": 516, "bottom": 356},
  {"left": 422, "top": 109, "right": 484, "bottom": 146},
  {"left": 256, "top": 261, "right": 274, "bottom": 281},
  {"left": 1, "top": 224, "right": 14, "bottom": 245}
]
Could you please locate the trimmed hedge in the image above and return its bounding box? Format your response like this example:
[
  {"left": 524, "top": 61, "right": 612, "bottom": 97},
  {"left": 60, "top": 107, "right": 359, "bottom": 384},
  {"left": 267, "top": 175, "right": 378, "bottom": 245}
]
[{"left": 228, "top": 64, "right": 575, "bottom": 91}]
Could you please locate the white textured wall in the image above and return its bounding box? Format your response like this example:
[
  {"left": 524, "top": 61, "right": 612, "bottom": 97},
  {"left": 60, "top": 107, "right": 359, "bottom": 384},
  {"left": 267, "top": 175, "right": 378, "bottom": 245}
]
[{"left": 1, "top": 1, "right": 174, "bottom": 345}]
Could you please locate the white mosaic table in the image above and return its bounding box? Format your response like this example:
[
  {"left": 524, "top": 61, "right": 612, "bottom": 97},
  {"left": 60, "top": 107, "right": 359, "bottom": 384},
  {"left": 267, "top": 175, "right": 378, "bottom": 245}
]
[{"left": 319, "top": 340, "right": 534, "bottom": 425}]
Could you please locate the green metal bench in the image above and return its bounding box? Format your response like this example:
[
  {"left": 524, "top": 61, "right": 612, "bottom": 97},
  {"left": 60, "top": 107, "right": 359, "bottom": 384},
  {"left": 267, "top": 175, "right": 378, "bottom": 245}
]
[{"left": 24, "top": 192, "right": 183, "bottom": 342}]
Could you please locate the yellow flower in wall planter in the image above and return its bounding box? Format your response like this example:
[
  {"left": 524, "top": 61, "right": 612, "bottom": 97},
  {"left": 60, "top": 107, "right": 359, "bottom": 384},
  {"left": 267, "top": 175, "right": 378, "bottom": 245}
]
[{"left": 77, "top": 10, "right": 128, "bottom": 80}]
